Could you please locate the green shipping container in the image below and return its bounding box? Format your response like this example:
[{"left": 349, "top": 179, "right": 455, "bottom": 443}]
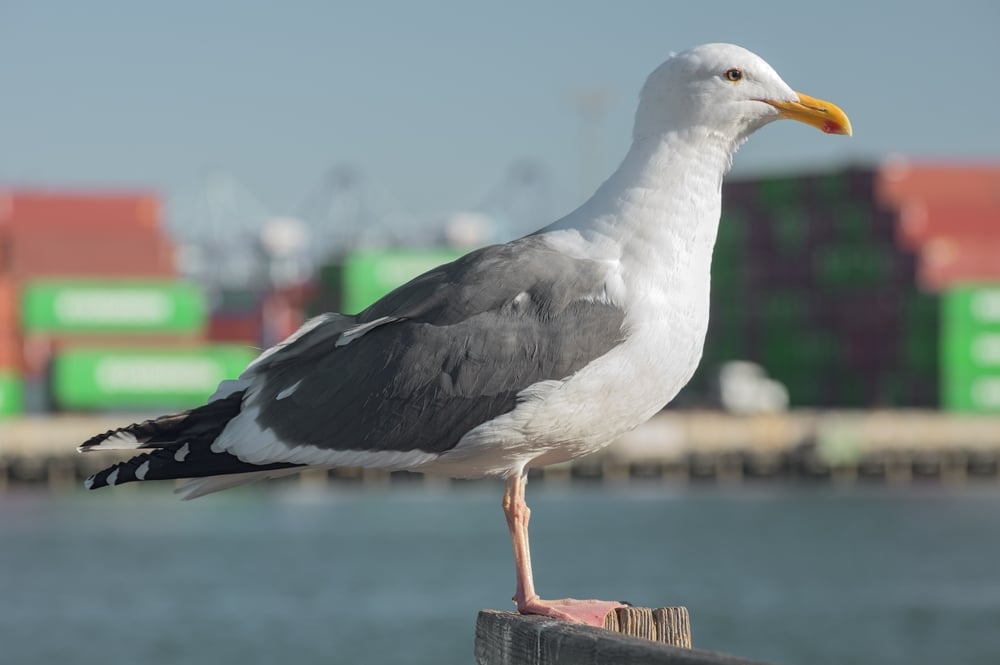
[
  {"left": 813, "top": 244, "right": 893, "bottom": 290},
  {"left": 0, "top": 373, "right": 23, "bottom": 418},
  {"left": 942, "top": 370, "right": 1000, "bottom": 413},
  {"left": 21, "top": 281, "right": 206, "bottom": 334},
  {"left": 942, "top": 285, "right": 1000, "bottom": 336},
  {"left": 52, "top": 346, "right": 256, "bottom": 410},
  {"left": 341, "top": 249, "right": 466, "bottom": 314},
  {"left": 756, "top": 177, "right": 803, "bottom": 209},
  {"left": 942, "top": 330, "right": 1000, "bottom": 371},
  {"left": 942, "top": 285, "right": 1000, "bottom": 412}
]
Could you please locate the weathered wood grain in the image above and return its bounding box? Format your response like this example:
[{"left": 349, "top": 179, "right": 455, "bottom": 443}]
[{"left": 476, "top": 610, "right": 771, "bottom": 665}]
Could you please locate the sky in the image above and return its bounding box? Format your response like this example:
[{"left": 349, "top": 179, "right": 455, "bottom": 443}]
[{"left": 2, "top": 0, "right": 998, "bottom": 232}]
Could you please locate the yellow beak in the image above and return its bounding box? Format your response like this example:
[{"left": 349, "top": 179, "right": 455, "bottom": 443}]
[{"left": 763, "top": 92, "right": 852, "bottom": 136}]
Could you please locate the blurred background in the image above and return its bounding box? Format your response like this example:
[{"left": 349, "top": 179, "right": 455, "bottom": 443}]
[{"left": 1, "top": 1, "right": 999, "bottom": 664}]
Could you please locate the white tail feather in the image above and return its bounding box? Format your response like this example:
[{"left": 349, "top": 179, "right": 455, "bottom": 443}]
[{"left": 77, "top": 430, "right": 142, "bottom": 452}]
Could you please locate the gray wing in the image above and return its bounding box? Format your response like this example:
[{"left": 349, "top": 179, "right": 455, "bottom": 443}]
[{"left": 251, "top": 235, "right": 626, "bottom": 455}]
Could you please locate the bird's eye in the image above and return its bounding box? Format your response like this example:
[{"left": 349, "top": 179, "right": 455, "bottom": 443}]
[{"left": 724, "top": 68, "right": 743, "bottom": 82}]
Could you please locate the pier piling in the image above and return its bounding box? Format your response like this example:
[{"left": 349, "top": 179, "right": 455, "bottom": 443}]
[{"left": 476, "top": 607, "right": 769, "bottom": 665}]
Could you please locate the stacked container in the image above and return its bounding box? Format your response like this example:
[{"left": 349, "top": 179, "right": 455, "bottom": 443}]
[
  {"left": 940, "top": 286, "right": 1000, "bottom": 411},
  {"left": 0, "top": 276, "right": 22, "bottom": 417},
  {"left": 0, "top": 191, "right": 173, "bottom": 278},
  {"left": 690, "top": 166, "right": 941, "bottom": 408},
  {"left": 875, "top": 163, "right": 1000, "bottom": 412},
  {"left": 0, "top": 189, "right": 255, "bottom": 412}
]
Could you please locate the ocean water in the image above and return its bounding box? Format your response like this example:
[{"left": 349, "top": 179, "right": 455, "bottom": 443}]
[{"left": 1, "top": 482, "right": 998, "bottom": 665}]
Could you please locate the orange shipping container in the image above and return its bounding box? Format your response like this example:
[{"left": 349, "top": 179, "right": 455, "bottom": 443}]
[
  {"left": 0, "top": 278, "right": 17, "bottom": 326},
  {"left": 920, "top": 238, "right": 1000, "bottom": 290},
  {"left": 6, "top": 227, "right": 175, "bottom": 279},
  {"left": 0, "top": 190, "right": 159, "bottom": 231},
  {"left": 898, "top": 203, "right": 1000, "bottom": 249},
  {"left": 0, "top": 332, "right": 23, "bottom": 371},
  {"left": 877, "top": 162, "right": 1000, "bottom": 208}
]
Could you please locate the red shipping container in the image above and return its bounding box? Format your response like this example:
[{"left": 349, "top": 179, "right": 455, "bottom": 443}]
[
  {"left": 877, "top": 162, "right": 1000, "bottom": 208},
  {"left": 919, "top": 238, "right": 1000, "bottom": 290},
  {"left": 207, "top": 314, "right": 261, "bottom": 346},
  {"left": 0, "top": 278, "right": 17, "bottom": 326},
  {"left": 0, "top": 331, "right": 23, "bottom": 371},
  {"left": 20, "top": 332, "right": 208, "bottom": 377},
  {"left": 6, "top": 227, "right": 175, "bottom": 279},
  {"left": 0, "top": 190, "right": 159, "bottom": 231},
  {"left": 898, "top": 203, "right": 1000, "bottom": 249}
]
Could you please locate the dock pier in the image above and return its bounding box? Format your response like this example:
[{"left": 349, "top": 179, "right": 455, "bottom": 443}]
[{"left": 2, "top": 410, "right": 999, "bottom": 489}]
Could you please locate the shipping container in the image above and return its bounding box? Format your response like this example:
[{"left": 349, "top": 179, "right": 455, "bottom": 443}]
[
  {"left": 941, "top": 285, "right": 1000, "bottom": 412},
  {"left": 919, "top": 239, "right": 1000, "bottom": 290},
  {"left": 942, "top": 329, "right": 1000, "bottom": 373},
  {"left": 0, "top": 277, "right": 17, "bottom": 326},
  {"left": 51, "top": 345, "right": 257, "bottom": 410},
  {"left": 207, "top": 314, "right": 261, "bottom": 346},
  {"left": 341, "top": 248, "right": 466, "bottom": 314},
  {"left": 212, "top": 287, "right": 262, "bottom": 315},
  {"left": 0, "top": 190, "right": 159, "bottom": 230},
  {"left": 48, "top": 333, "right": 210, "bottom": 351},
  {"left": 19, "top": 333, "right": 212, "bottom": 379},
  {"left": 755, "top": 176, "right": 806, "bottom": 210},
  {"left": 0, "top": 371, "right": 23, "bottom": 418},
  {"left": 942, "top": 285, "right": 1000, "bottom": 334},
  {"left": 877, "top": 162, "right": 1000, "bottom": 208},
  {"left": 812, "top": 244, "right": 898, "bottom": 290},
  {"left": 942, "top": 371, "right": 1000, "bottom": 413},
  {"left": 5, "top": 227, "right": 175, "bottom": 278},
  {"left": 897, "top": 203, "right": 1000, "bottom": 249},
  {"left": 900, "top": 292, "right": 939, "bottom": 374},
  {"left": 21, "top": 280, "right": 206, "bottom": 334},
  {"left": 0, "top": 332, "right": 22, "bottom": 371},
  {"left": 695, "top": 166, "right": 938, "bottom": 408}
]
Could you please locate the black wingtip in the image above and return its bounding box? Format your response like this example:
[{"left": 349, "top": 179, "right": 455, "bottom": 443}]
[
  {"left": 83, "top": 444, "right": 302, "bottom": 492},
  {"left": 83, "top": 453, "right": 155, "bottom": 490}
]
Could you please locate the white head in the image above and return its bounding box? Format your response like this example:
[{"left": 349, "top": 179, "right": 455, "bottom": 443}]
[{"left": 634, "top": 43, "right": 851, "bottom": 145}]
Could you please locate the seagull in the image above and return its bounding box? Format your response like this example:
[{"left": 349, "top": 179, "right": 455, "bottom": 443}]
[{"left": 79, "top": 43, "right": 850, "bottom": 627}]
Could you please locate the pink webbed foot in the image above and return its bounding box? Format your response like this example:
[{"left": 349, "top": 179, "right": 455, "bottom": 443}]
[{"left": 517, "top": 596, "right": 627, "bottom": 627}]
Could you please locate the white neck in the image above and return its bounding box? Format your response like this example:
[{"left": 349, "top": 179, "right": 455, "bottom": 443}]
[
  {"left": 524, "top": 127, "right": 744, "bottom": 447},
  {"left": 543, "top": 127, "right": 739, "bottom": 277}
]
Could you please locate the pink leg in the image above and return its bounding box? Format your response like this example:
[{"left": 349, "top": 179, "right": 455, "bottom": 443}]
[{"left": 502, "top": 471, "right": 625, "bottom": 627}]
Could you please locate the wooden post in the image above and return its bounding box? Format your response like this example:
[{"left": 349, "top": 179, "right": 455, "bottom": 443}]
[
  {"left": 602, "top": 607, "right": 692, "bottom": 648},
  {"left": 476, "top": 608, "right": 770, "bottom": 665}
]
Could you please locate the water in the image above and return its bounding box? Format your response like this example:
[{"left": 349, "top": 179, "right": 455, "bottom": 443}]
[{"left": 2, "top": 483, "right": 999, "bottom": 665}]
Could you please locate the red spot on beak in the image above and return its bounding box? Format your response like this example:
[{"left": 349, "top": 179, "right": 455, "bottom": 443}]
[{"left": 822, "top": 120, "right": 843, "bottom": 134}]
